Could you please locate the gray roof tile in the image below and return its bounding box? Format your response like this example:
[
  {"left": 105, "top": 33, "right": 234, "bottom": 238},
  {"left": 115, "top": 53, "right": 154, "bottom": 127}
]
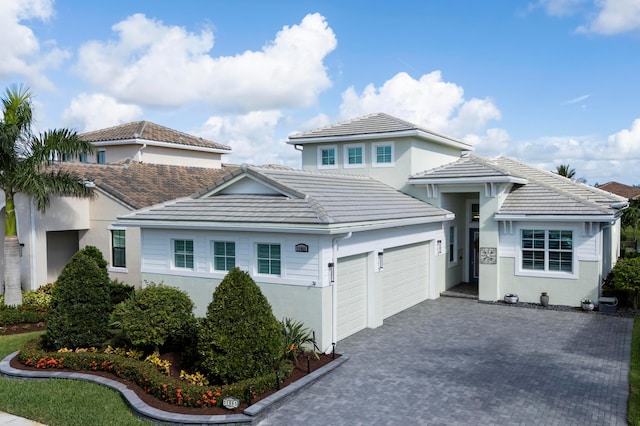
[{"left": 79, "top": 121, "right": 231, "bottom": 151}]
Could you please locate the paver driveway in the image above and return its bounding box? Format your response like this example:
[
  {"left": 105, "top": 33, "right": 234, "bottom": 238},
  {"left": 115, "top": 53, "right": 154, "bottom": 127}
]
[{"left": 258, "top": 297, "right": 632, "bottom": 426}]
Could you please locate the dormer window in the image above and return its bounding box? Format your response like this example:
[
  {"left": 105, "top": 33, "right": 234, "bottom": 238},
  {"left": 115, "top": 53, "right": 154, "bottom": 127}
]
[
  {"left": 344, "top": 144, "right": 364, "bottom": 168},
  {"left": 372, "top": 142, "right": 394, "bottom": 167},
  {"left": 318, "top": 145, "right": 337, "bottom": 169}
]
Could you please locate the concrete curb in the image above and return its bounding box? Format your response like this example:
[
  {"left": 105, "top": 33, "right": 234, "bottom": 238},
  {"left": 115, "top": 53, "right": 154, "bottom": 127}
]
[{"left": 0, "top": 351, "right": 348, "bottom": 424}]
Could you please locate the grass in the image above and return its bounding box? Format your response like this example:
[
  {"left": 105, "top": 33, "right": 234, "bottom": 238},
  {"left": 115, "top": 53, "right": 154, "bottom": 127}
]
[
  {"left": 630, "top": 317, "right": 640, "bottom": 425},
  {"left": 0, "top": 332, "right": 150, "bottom": 426}
]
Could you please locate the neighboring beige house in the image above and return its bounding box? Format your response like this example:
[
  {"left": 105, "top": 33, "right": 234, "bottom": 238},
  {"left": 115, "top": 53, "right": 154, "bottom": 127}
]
[
  {"left": 0, "top": 121, "right": 233, "bottom": 290},
  {"left": 116, "top": 113, "right": 628, "bottom": 351}
]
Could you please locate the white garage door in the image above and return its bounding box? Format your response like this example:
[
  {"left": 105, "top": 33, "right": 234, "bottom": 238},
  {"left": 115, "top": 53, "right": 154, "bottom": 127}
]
[
  {"left": 382, "top": 242, "right": 429, "bottom": 319},
  {"left": 337, "top": 253, "right": 368, "bottom": 341}
]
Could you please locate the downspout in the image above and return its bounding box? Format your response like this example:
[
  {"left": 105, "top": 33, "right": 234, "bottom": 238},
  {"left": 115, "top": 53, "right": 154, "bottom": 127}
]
[
  {"left": 294, "top": 144, "right": 303, "bottom": 152},
  {"left": 135, "top": 143, "right": 147, "bottom": 163},
  {"left": 30, "top": 197, "right": 37, "bottom": 290},
  {"left": 331, "top": 232, "right": 352, "bottom": 353}
]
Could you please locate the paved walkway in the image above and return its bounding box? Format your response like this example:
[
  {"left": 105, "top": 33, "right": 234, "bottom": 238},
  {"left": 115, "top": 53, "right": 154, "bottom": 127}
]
[
  {"left": 258, "top": 297, "right": 633, "bottom": 426},
  {"left": 0, "top": 411, "right": 45, "bottom": 425}
]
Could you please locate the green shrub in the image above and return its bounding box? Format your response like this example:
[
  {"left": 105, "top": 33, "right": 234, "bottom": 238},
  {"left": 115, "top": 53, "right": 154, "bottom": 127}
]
[
  {"left": 18, "top": 338, "right": 291, "bottom": 407},
  {"left": 0, "top": 305, "right": 47, "bottom": 326},
  {"left": 108, "top": 279, "right": 135, "bottom": 307},
  {"left": 612, "top": 257, "right": 640, "bottom": 309},
  {"left": 111, "top": 283, "right": 197, "bottom": 352},
  {"left": 197, "top": 267, "right": 284, "bottom": 384},
  {"left": 43, "top": 249, "right": 111, "bottom": 350},
  {"left": 22, "top": 289, "right": 52, "bottom": 311},
  {"left": 81, "top": 245, "right": 108, "bottom": 269}
]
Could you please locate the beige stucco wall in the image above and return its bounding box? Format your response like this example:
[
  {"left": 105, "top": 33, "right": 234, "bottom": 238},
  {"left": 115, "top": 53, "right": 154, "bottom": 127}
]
[
  {"left": 141, "top": 272, "right": 332, "bottom": 351},
  {"left": 498, "top": 257, "right": 600, "bottom": 307},
  {"left": 141, "top": 146, "right": 222, "bottom": 168}
]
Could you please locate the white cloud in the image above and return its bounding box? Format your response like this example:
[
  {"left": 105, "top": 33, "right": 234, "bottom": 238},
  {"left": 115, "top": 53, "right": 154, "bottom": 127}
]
[
  {"left": 62, "top": 93, "right": 143, "bottom": 132},
  {"left": 196, "top": 111, "right": 300, "bottom": 167},
  {"left": 531, "top": 0, "right": 589, "bottom": 16},
  {"left": 0, "top": 0, "right": 69, "bottom": 90},
  {"left": 563, "top": 94, "right": 591, "bottom": 104},
  {"left": 577, "top": 0, "right": 640, "bottom": 34},
  {"left": 339, "top": 71, "right": 501, "bottom": 138},
  {"left": 606, "top": 118, "right": 640, "bottom": 156},
  {"left": 75, "top": 13, "right": 337, "bottom": 112}
]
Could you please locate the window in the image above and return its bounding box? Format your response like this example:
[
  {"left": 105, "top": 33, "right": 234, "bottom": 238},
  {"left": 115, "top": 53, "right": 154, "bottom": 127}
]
[
  {"left": 318, "top": 145, "right": 337, "bottom": 169},
  {"left": 448, "top": 226, "right": 457, "bottom": 265},
  {"left": 372, "top": 142, "right": 394, "bottom": 167},
  {"left": 97, "top": 150, "right": 106, "bottom": 164},
  {"left": 111, "top": 230, "right": 126, "bottom": 268},
  {"left": 521, "top": 230, "right": 573, "bottom": 273},
  {"left": 344, "top": 144, "right": 364, "bottom": 168},
  {"left": 79, "top": 153, "right": 88, "bottom": 163},
  {"left": 213, "top": 241, "right": 235, "bottom": 271},
  {"left": 174, "top": 239, "right": 194, "bottom": 269},
  {"left": 257, "top": 243, "right": 281, "bottom": 275},
  {"left": 61, "top": 153, "right": 72, "bottom": 162}
]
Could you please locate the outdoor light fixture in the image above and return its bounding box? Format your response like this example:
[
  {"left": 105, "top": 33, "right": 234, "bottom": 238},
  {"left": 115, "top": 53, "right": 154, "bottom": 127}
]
[
  {"left": 437, "top": 240, "right": 442, "bottom": 255},
  {"left": 328, "top": 262, "right": 335, "bottom": 283},
  {"left": 378, "top": 251, "right": 384, "bottom": 271},
  {"left": 19, "top": 243, "right": 24, "bottom": 257}
]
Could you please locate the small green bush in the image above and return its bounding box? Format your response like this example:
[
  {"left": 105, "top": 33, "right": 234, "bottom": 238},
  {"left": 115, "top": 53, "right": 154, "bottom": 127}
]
[
  {"left": 22, "top": 289, "right": 52, "bottom": 311},
  {"left": 197, "top": 267, "right": 284, "bottom": 384},
  {"left": 81, "top": 245, "right": 109, "bottom": 269},
  {"left": 108, "top": 279, "right": 135, "bottom": 307},
  {"left": 43, "top": 248, "right": 111, "bottom": 350},
  {"left": 111, "top": 283, "right": 197, "bottom": 352},
  {"left": 612, "top": 257, "right": 640, "bottom": 309}
]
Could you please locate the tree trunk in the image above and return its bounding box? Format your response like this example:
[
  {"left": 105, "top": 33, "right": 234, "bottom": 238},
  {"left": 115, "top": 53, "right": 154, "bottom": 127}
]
[{"left": 3, "top": 192, "right": 22, "bottom": 306}]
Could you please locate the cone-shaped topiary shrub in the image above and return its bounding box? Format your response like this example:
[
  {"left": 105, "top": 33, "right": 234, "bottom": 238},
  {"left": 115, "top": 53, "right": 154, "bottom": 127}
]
[
  {"left": 198, "top": 267, "right": 284, "bottom": 384},
  {"left": 111, "top": 283, "right": 197, "bottom": 353},
  {"left": 43, "top": 248, "right": 111, "bottom": 350}
]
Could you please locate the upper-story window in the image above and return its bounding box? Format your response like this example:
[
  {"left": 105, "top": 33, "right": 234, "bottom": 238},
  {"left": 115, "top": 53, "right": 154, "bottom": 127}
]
[
  {"left": 317, "top": 145, "right": 337, "bottom": 169},
  {"left": 372, "top": 142, "right": 394, "bottom": 167},
  {"left": 79, "top": 153, "right": 88, "bottom": 163},
  {"left": 97, "top": 150, "right": 106, "bottom": 164},
  {"left": 173, "top": 239, "right": 194, "bottom": 270},
  {"left": 344, "top": 144, "right": 364, "bottom": 168}
]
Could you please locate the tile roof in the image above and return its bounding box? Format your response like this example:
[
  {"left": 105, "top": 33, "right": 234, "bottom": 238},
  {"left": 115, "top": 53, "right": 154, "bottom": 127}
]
[
  {"left": 52, "top": 161, "right": 238, "bottom": 210},
  {"left": 122, "top": 166, "right": 452, "bottom": 226},
  {"left": 410, "top": 154, "right": 627, "bottom": 217},
  {"left": 288, "top": 112, "right": 470, "bottom": 148},
  {"left": 79, "top": 121, "right": 231, "bottom": 151},
  {"left": 597, "top": 181, "right": 640, "bottom": 200}
]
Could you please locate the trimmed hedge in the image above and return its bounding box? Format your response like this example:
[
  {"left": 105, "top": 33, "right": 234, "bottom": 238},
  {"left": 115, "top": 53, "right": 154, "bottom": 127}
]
[
  {"left": 19, "top": 338, "right": 292, "bottom": 408},
  {"left": 0, "top": 305, "right": 47, "bottom": 326},
  {"left": 198, "top": 268, "right": 284, "bottom": 384}
]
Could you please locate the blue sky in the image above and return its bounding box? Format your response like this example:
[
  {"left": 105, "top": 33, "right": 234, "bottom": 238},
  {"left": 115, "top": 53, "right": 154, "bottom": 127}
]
[{"left": 2, "top": 0, "right": 640, "bottom": 185}]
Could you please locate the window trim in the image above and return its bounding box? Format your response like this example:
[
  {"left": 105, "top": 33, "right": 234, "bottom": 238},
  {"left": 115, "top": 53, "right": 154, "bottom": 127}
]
[
  {"left": 343, "top": 143, "right": 365, "bottom": 169},
  {"left": 172, "top": 238, "right": 195, "bottom": 270},
  {"left": 372, "top": 141, "right": 395, "bottom": 168},
  {"left": 211, "top": 240, "right": 236, "bottom": 272},
  {"left": 516, "top": 227, "right": 577, "bottom": 279},
  {"left": 255, "top": 242, "right": 282, "bottom": 276},
  {"left": 317, "top": 145, "right": 338, "bottom": 169},
  {"left": 448, "top": 225, "right": 458, "bottom": 267}
]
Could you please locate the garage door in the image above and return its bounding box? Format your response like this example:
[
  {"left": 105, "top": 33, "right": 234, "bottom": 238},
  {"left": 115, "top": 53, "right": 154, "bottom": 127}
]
[
  {"left": 337, "top": 253, "right": 368, "bottom": 341},
  {"left": 382, "top": 242, "right": 429, "bottom": 318}
]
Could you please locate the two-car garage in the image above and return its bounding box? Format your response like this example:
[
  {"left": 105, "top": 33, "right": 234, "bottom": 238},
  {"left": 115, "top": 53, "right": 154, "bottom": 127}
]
[{"left": 336, "top": 241, "right": 430, "bottom": 341}]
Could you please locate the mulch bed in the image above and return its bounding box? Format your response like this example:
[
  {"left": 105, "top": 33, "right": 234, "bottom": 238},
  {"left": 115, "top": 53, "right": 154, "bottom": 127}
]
[
  {"left": 4, "top": 324, "right": 339, "bottom": 416},
  {"left": 0, "top": 322, "right": 47, "bottom": 336}
]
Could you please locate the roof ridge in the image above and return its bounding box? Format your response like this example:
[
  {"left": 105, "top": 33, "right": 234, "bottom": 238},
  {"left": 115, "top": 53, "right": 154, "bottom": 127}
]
[{"left": 304, "top": 195, "right": 335, "bottom": 223}]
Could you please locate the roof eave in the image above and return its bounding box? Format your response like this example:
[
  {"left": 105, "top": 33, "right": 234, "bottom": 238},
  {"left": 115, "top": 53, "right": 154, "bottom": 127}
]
[
  {"left": 408, "top": 176, "right": 528, "bottom": 185},
  {"left": 90, "top": 138, "right": 231, "bottom": 154},
  {"left": 115, "top": 213, "right": 455, "bottom": 235},
  {"left": 287, "top": 129, "right": 472, "bottom": 151},
  {"left": 493, "top": 214, "right": 619, "bottom": 222}
]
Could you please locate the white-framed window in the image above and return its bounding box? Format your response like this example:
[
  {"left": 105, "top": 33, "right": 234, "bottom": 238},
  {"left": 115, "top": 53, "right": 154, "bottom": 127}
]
[
  {"left": 111, "top": 229, "right": 126, "bottom": 268},
  {"left": 173, "top": 239, "right": 194, "bottom": 270},
  {"left": 344, "top": 144, "right": 364, "bottom": 168},
  {"left": 257, "top": 243, "right": 281, "bottom": 275},
  {"left": 372, "top": 142, "right": 394, "bottom": 167},
  {"left": 97, "top": 150, "right": 106, "bottom": 164},
  {"left": 317, "top": 145, "right": 337, "bottom": 169},
  {"left": 212, "top": 241, "right": 235, "bottom": 271},
  {"left": 448, "top": 225, "right": 458, "bottom": 266},
  {"left": 520, "top": 229, "right": 573, "bottom": 274}
]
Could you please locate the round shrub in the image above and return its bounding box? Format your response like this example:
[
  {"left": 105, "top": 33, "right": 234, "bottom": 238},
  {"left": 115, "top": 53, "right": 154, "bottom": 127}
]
[
  {"left": 108, "top": 279, "right": 135, "bottom": 307},
  {"left": 43, "top": 250, "right": 111, "bottom": 350},
  {"left": 111, "top": 283, "right": 197, "bottom": 352},
  {"left": 197, "top": 267, "right": 284, "bottom": 384}
]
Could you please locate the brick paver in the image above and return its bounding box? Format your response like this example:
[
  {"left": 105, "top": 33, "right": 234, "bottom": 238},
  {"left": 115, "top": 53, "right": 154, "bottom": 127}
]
[{"left": 257, "top": 297, "right": 632, "bottom": 425}]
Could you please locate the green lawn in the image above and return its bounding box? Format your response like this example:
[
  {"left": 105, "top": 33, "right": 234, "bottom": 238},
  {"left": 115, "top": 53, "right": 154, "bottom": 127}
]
[
  {"left": 630, "top": 318, "right": 640, "bottom": 425},
  {"left": 0, "top": 332, "right": 149, "bottom": 426}
]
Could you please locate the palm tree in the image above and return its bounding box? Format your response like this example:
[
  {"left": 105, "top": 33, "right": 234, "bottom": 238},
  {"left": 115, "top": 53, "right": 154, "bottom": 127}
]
[
  {"left": 0, "top": 85, "right": 95, "bottom": 306},
  {"left": 556, "top": 164, "right": 576, "bottom": 179}
]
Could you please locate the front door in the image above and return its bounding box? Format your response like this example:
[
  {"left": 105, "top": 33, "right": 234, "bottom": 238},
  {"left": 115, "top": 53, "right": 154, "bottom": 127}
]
[{"left": 469, "top": 228, "right": 479, "bottom": 284}]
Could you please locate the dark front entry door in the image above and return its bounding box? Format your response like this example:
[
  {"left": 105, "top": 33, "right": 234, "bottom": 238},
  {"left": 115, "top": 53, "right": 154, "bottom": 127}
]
[{"left": 469, "top": 228, "right": 479, "bottom": 285}]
